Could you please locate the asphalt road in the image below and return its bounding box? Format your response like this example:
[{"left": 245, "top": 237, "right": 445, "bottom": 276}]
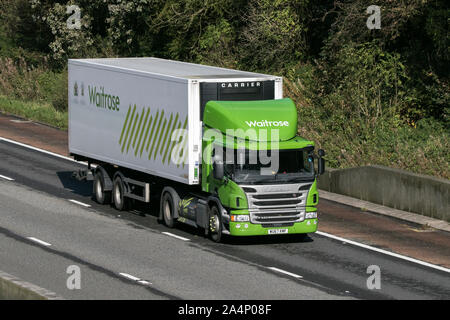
[{"left": 0, "top": 139, "right": 449, "bottom": 299}]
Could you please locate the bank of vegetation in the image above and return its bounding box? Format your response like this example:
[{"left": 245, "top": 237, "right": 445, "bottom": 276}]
[{"left": 0, "top": 0, "right": 448, "bottom": 178}]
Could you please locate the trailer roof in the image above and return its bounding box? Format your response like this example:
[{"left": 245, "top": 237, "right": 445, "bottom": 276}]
[{"left": 70, "top": 57, "right": 275, "bottom": 80}]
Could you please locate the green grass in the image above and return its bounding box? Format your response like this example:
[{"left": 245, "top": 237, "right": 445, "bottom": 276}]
[{"left": 0, "top": 95, "right": 67, "bottom": 130}]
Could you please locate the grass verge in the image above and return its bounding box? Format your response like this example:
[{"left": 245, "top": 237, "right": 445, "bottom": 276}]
[{"left": 0, "top": 95, "right": 67, "bottom": 130}]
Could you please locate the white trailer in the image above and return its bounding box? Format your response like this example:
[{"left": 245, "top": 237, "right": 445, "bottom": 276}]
[{"left": 68, "top": 57, "right": 282, "bottom": 186}]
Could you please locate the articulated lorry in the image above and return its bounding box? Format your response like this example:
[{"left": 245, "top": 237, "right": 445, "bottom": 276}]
[{"left": 68, "top": 57, "right": 325, "bottom": 242}]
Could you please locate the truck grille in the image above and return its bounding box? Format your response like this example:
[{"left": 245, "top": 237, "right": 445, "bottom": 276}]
[
  {"left": 242, "top": 183, "right": 311, "bottom": 225},
  {"left": 252, "top": 210, "right": 302, "bottom": 223}
]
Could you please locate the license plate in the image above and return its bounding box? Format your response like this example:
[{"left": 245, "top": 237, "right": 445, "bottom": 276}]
[{"left": 268, "top": 229, "right": 288, "bottom": 235}]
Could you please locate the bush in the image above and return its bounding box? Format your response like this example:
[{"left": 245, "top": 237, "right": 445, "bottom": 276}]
[
  {"left": 239, "top": 0, "right": 309, "bottom": 71},
  {"left": 49, "top": 71, "right": 68, "bottom": 111},
  {"left": 0, "top": 57, "right": 43, "bottom": 100},
  {"left": 36, "top": 69, "right": 68, "bottom": 111},
  {"left": 0, "top": 57, "right": 67, "bottom": 111},
  {"left": 286, "top": 67, "right": 449, "bottom": 179}
]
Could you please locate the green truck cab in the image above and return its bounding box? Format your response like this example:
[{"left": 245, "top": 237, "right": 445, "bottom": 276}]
[{"left": 193, "top": 98, "right": 325, "bottom": 241}]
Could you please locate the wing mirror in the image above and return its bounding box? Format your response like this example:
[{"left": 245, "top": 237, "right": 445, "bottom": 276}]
[
  {"left": 317, "top": 149, "right": 325, "bottom": 175},
  {"left": 212, "top": 154, "right": 224, "bottom": 180}
]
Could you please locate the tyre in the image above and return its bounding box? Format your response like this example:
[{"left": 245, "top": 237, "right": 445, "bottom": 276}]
[
  {"left": 113, "top": 175, "right": 128, "bottom": 211},
  {"left": 93, "top": 170, "right": 111, "bottom": 204},
  {"left": 161, "top": 191, "right": 176, "bottom": 228},
  {"left": 209, "top": 205, "right": 222, "bottom": 243}
]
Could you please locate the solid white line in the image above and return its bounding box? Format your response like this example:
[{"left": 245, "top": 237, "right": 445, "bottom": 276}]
[
  {"left": 0, "top": 136, "right": 97, "bottom": 168},
  {"left": 69, "top": 199, "right": 91, "bottom": 208},
  {"left": 27, "top": 237, "right": 52, "bottom": 247},
  {"left": 268, "top": 267, "right": 303, "bottom": 279},
  {"left": 0, "top": 136, "right": 76, "bottom": 163},
  {"left": 162, "top": 232, "right": 190, "bottom": 241},
  {"left": 0, "top": 174, "right": 14, "bottom": 181},
  {"left": 10, "top": 119, "right": 32, "bottom": 123},
  {"left": 316, "top": 231, "right": 450, "bottom": 274}
]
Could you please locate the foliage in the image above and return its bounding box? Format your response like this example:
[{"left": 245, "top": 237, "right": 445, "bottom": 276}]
[
  {"left": 239, "top": 0, "right": 309, "bottom": 71},
  {"left": 0, "top": 0, "right": 448, "bottom": 178}
]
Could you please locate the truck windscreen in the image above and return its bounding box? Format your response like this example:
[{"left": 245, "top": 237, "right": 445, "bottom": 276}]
[{"left": 223, "top": 148, "right": 315, "bottom": 184}]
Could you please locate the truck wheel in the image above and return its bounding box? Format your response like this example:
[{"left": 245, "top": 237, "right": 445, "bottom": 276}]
[
  {"left": 113, "top": 175, "right": 128, "bottom": 211},
  {"left": 161, "top": 192, "right": 176, "bottom": 228},
  {"left": 94, "top": 170, "right": 111, "bottom": 204},
  {"left": 209, "top": 205, "right": 222, "bottom": 243}
]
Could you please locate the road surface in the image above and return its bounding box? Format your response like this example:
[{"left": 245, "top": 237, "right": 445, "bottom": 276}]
[{"left": 0, "top": 137, "right": 449, "bottom": 299}]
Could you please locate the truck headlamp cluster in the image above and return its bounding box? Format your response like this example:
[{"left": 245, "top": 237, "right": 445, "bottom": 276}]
[
  {"left": 231, "top": 215, "right": 250, "bottom": 222},
  {"left": 305, "top": 212, "right": 317, "bottom": 219}
]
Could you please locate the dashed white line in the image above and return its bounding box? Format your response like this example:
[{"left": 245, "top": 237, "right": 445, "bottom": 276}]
[
  {"left": 162, "top": 232, "right": 190, "bottom": 241},
  {"left": 27, "top": 237, "right": 52, "bottom": 247},
  {"left": 119, "top": 273, "right": 151, "bottom": 285},
  {"left": 268, "top": 267, "right": 303, "bottom": 279},
  {"left": 316, "top": 231, "right": 450, "bottom": 274},
  {"left": 69, "top": 199, "right": 91, "bottom": 208},
  {"left": 0, "top": 174, "right": 14, "bottom": 181},
  {"left": 119, "top": 273, "right": 140, "bottom": 281}
]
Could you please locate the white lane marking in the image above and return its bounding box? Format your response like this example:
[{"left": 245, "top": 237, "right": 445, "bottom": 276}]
[
  {"left": 316, "top": 231, "right": 450, "bottom": 274},
  {"left": 0, "top": 136, "right": 96, "bottom": 168},
  {"left": 0, "top": 174, "right": 14, "bottom": 181},
  {"left": 27, "top": 237, "right": 52, "bottom": 247},
  {"left": 10, "top": 120, "right": 32, "bottom": 123},
  {"left": 3, "top": 136, "right": 449, "bottom": 274},
  {"left": 119, "top": 273, "right": 151, "bottom": 285},
  {"left": 119, "top": 273, "right": 140, "bottom": 281},
  {"left": 0, "top": 136, "right": 76, "bottom": 162},
  {"left": 69, "top": 199, "right": 91, "bottom": 208},
  {"left": 268, "top": 267, "right": 303, "bottom": 279},
  {"left": 162, "top": 232, "right": 190, "bottom": 241}
]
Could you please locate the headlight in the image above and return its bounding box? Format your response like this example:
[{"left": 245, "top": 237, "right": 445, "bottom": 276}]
[
  {"left": 305, "top": 212, "right": 317, "bottom": 219},
  {"left": 231, "top": 215, "right": 250, "bottom": 222}
]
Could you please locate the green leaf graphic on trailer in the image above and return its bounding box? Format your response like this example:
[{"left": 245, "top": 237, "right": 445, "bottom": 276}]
[
  {"left": 121, "top": 105, "right": 136, "bottom": 153},
  {"left": 119, "top": 105, "right": 188, "bottom": 166}
]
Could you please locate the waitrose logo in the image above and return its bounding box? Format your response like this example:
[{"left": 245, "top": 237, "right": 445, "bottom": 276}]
[
  {"left": 88, "top": 85, "right": 120, "bottom": 111},
  {"left": 245, "top": 120, "right": 289, "bottom": 127}
]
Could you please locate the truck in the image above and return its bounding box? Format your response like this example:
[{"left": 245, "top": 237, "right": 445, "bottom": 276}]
[{"left": 68, "top": 57, "right": 325, "bottom": 242}]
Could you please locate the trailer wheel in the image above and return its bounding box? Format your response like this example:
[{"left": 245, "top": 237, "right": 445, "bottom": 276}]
[
  {"left": 161, "top": 192, "right": 176, "bottom": 228},
  {"left": 94, "top": 170, "right": 111, "bottom": 204},
  {"left": 209, "top": 205, "right": 222, "bottom": 243},
  {"left": 113, "top": 175, "right": 128, "bottom": 211}
]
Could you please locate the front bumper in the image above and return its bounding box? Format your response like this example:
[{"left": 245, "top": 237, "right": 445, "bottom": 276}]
[{"left": 229, "top": 218, "right": 318, "bottom": 236}]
